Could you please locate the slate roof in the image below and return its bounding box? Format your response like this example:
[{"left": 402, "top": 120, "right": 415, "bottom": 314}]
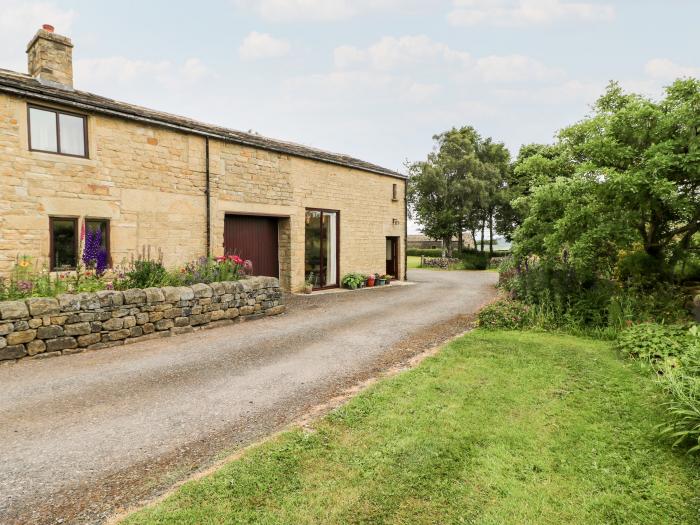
[{"left": 0, "top": 68, "right": 405, "bottom": 180}]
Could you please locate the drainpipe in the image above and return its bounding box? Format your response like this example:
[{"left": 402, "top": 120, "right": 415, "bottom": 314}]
[
  {"left": 205, "top": 136, "right": 211, "bottom": 257},
  {"left": 403, "top": 177, "right": 408, "bottom": 281}
]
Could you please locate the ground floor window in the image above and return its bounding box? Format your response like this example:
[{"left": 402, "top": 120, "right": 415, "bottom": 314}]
[
  {"left": 49, "top": 217, "right": 78, "bottom": 271},
  {"left": 304, "top": 209, "right": 338, "bottom": 288}
]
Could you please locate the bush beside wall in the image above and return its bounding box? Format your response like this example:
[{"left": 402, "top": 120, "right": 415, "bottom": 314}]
[{"left": 0, "top": 276, "right": 284, "bottom": 363}]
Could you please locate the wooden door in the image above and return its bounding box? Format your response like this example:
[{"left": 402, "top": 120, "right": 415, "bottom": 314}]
[
  {"left": 224, "top": 215, "right": 279, "bottom": 278},
  {"left": 386, "top": 237, "right": 398, "bottom": 278}
]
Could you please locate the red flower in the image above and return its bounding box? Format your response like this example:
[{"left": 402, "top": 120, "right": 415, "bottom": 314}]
[
  {"left": 215, "top": 256, "right": 226, "bottom": 262},
  {"left": 232, "top": 255, "right": 244, "bottom": 265}
]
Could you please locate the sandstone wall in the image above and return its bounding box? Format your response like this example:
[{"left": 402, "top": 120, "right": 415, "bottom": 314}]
[
  {"left": 0, "top": 276, "right": 283, "bottom": 363},
  {"left": 0, "top": 92, "right": 405, "bottom": 291}
]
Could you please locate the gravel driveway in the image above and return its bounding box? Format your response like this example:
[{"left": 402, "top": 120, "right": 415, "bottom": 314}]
[{"left": 0, "top": 269, "right": 497, "bottom": 525}]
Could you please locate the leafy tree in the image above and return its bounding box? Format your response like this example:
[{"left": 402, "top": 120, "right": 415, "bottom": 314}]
[
  {"left": 496, "top": 143, "right": 574, "bottom": 241},
  {"left": 514, "top": 79, "right": 700, "bottom": 280},
  {"left": 408, "top": 127, "right": 509, "bottom": 255},
  {"left": 407, "top": 127, "right": 488, "bottom": 255}
]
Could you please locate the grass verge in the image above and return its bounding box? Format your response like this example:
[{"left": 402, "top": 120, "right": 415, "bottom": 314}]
[
  {"left": 407, "top": 255, "right": 422, "bottom": 269},
  {"left": 123, "top": 331, "right": 700, "bottom": 524}
]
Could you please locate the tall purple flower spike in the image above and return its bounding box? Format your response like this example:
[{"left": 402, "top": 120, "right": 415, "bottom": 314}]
[{"left": 83, "top": 227, "right": 107, "bottom": 275}]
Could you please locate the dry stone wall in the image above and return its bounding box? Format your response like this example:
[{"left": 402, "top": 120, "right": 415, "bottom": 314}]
[{"left": 0, "top": 276, "right": 284, "bottom": 363}]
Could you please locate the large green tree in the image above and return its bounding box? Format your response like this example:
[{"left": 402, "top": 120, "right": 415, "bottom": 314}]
[
  {"left": 514, "top": 79, "right": 700, "bottom": 279},
  {"left": 408, "top": 126, "right": 509, "bottom": 255}
]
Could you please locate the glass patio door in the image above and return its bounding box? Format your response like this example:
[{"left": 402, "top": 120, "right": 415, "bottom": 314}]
[{"left": 305, "top": 209, "right": 338, "bottom": 288}]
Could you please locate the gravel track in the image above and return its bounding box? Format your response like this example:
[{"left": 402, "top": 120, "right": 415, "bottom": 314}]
[{"left": 0, "top": 269, "right": 497, "bottom": 524}]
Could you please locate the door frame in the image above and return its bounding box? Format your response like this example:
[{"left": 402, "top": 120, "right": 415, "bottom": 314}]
[
  {"left": 386, "top": 236, "right": 399, "bottom": 279},
  {"left": 305, "top": 208, "right": 340, "bottom": 290}
]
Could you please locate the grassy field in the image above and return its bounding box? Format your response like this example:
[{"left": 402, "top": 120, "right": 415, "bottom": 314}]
[
  {"left": 407, "top": 255, "right": 422, "bottom": 268},
  {"left": 124, "top": 331, "right": 700, "bottom": 525}
]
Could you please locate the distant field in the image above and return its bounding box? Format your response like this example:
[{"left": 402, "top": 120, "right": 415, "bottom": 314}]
[{"left": 407, "top": 255, "right": 422, "bottom": 268}]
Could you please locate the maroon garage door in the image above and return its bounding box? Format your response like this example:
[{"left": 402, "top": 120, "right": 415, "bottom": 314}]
[{"left": 224, "top": 215, "right": 279, "bottom": 278}]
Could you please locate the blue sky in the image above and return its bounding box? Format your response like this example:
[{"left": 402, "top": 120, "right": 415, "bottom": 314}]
[{"left": 2, "top": 0, "right": 699, "bottom": 233}]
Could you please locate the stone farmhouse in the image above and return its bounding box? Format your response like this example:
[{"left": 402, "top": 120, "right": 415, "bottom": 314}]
[
  {"left": 0, "top": 26, "right": 406, "bottom": 292},
  {"left": 407, "top": 233, "right": 475, "bottom": 251}
]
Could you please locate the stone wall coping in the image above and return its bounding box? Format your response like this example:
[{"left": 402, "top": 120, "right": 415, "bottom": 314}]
[{"left": 0, "top": 276, "right": 279, "bottom": 320}]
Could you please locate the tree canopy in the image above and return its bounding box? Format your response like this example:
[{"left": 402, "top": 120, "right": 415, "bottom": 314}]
[
  {"left": 513, "top": 79, "right": 700, "bottom": 280},
  {"left": 407, "top": 126, "right": 509, "bottom": 254}
]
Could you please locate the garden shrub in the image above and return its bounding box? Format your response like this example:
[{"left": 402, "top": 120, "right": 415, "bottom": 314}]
[
  {"left": 341, "top": 273, "right": 366, "bottom": 289},
  {"left": 658, "top": 343, "right": 700, "bottom": 453},
  {"left": 503, "top": 259, "right": 690, "bottom": 333},
  {"left": 615, "top": 323, "right": 693, "bottom": 362},
  {"left": 616, "top": 323, "right": 700, "bottom": 453},
  {"left": 115, "top": 258, "right": 171, "bottom": 289},
  {"left": 174, "top": 256, "right": 247, "bottom": 286},
  {"left": 478, "top": 299, "right": 530, "bottom": 330},
  {"left": 460, "top": 252, "right": 489, "bottom": 270}
]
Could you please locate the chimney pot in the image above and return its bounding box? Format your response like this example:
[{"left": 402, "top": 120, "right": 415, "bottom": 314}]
[{"left": 42, "top": 24, "right": 55, "bottom": 33}]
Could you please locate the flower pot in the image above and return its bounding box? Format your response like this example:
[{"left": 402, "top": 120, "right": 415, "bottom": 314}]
[
  {"left": 367, "top": 276, "right": 375, "bottom": 287},
  {"left": 377, "top": 279, "right": 386, "bottom": 286}
]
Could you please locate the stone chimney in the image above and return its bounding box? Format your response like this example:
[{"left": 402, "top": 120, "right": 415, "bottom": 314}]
[{"left": 26, "top": 24, "right": 74, "bottom": 88}]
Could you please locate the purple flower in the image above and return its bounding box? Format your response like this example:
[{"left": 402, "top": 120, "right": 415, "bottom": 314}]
[
  {"left": 83, "top": 228, "right": 101, "bottom": 267},
  {"left": 96, "top": 249, "right": 108, "bottom": 275},
  {"left": 17, "top": 280, "right": 33, "bottom": 293},
  {"left": 83, "top": 227, "right": 108, "bottom": 276}
]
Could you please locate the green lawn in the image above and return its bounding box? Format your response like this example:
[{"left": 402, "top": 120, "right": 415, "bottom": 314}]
[
  {"left": 407, "top": 255, "right": 422, "bottom": 268},
  {"left": 124, "top": 331, "right": 700, "bottom": 525}
]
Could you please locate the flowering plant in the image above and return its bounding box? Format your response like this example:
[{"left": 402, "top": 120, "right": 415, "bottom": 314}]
[
  {"left": 82, "top": 227, "right": 108, "bottom": 276},
  {"left": 174, "top": 255, "right": 251, "bottom": 285}
]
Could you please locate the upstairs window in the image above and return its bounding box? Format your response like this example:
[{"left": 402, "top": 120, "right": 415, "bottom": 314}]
[
  {"left": 392, "top": 183, "right": 398, "bottom": 201},
  {"left": 29, "top": 105, "right": 87, "bottom": 157}
]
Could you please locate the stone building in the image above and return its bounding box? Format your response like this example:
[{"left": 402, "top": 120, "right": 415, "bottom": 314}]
[
  {"left": 0, "top": 26, "right": 406, "bottom": 292},
  {"left": 407, "top": 233, "right": 475, "bottom": 251}
]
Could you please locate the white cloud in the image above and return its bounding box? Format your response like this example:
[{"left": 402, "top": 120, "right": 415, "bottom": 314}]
[
  {"left": 239, "top": 32, "right": 291, "bottom": 60},
  {"left": 235, "top": 0, "right": 413, "bottom": 22},
  {"left": 0, "top": 1, "right": 75, "bottom": 70},
  {"left": 181, "top": 58, "right": 210, "bottom": 82},
  {"left": 335, "top": 35, "right": 471, "bottom": 71},
  {"left": 334, "top": 35, "right": 561, "bottom": 84},
  {"left": 73, "top": 56, "right": 213, "bottom": 94},
  {"left": 448, "top": 0, "right": 615, "bottom": 27},
  {"left": 75, "top": 57, "right": 172, "bottom": 84},
  {"left": 644, "top": 58, "right": 700, "bottom": 80},
  {"left": 493, "top": 79, "right": 604, "bottom": 105},
  {"left": 476, "top": 54, "right": 564, "bottom": 82},
  {"left": 401, "top": 82, "right": 442, "bottom": 102}
]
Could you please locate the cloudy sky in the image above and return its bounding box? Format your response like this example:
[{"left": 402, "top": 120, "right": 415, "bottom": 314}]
[{"left": 1, "top": 1, "right": 698, "bottom": 189}]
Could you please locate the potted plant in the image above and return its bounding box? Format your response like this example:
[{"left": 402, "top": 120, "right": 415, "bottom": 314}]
[
  {"left": 342, "top": 272, "right": 365, "bottom": 290},
  {"left": 382, "top": 274, "right": 393, "bottom": 283},
  {"left": 376, "top": 273, "right": 386, "bottom": 286},
  {"left": 303, "top": 272, "right": 315, "bottom": 294},
  {"left": 366, "top": 274, "right": 375, "bottom": 287}
]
